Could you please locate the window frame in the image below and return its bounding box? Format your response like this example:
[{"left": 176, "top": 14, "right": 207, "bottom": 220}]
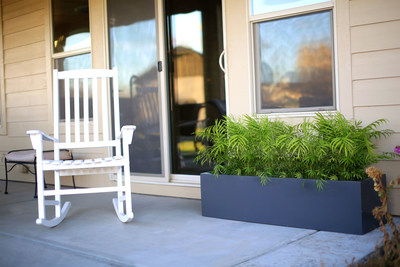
[{"left": 249, "top": 0, "right": 338, "bottom": 116}]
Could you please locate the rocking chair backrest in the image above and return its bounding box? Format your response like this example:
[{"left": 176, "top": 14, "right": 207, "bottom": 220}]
[{"left": 53, "top": 68, "right": 121, "bottom": 159}]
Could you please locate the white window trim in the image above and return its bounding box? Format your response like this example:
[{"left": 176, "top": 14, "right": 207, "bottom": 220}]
[
  {"left": 52, "top": 47, "right": 92, "bottom": 60},
  {"left": 248, "top": 0, "right": 338, "bottom": 116},
  {"left": 0, "top": 4, "right": 6, "bottom": 135},
  {"left": 249, "top": 1, "right": 333, "bottom": 22}
]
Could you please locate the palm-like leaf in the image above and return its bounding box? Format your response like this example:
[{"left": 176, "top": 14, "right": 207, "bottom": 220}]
[{"left": 195, "top": 112, "right": 393, "bottom": 185}]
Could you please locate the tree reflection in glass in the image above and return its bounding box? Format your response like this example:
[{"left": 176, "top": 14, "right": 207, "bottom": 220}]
[{"left": 255, "top": 10, "right": 335, "bottom": 112}]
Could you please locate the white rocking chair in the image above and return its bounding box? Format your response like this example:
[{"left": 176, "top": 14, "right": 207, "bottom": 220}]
[{"left": 27, "top": 68, "right": 136, "bottom": 227}]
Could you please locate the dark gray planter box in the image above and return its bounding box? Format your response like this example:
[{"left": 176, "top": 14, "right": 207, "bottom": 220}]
[{"left": 200, "top": 173, "right": 384, "bottom": 235}]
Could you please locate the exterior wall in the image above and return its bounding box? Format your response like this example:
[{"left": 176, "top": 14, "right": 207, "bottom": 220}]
[
  {"left": 224, "top": 0, "right": 400, "bottom": 214},
  {"left": 0, "top": 0, "right": 399, "bottom": 207},
  {"left": 349, "top": 0, "right": 400, "bottom": 214},
  {"left": 0, "top": 0, "right": 51, "bottom": 183},
  {"left": 224, "top": 0, "right": 251, "bottom": 116},
  {"left": 0, "top": 0, "right": 111, "bottom": 188}
]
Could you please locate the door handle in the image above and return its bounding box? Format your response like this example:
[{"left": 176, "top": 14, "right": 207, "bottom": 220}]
[{"left": 219, "top": 50, "right": 226, "bottom": 73}]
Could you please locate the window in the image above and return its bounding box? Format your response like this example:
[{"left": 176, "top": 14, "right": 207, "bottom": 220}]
[
  {"left": 251, "top": 1, "right": 336, "bottom": 114},
  {"left": 51, "top": 0, "right": 92, "bottom": 120},
  {"left": 52, "top": 0, "right": 90, "bottom": 53}
]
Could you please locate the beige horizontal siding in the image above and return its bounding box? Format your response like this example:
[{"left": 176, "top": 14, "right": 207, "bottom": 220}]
[
  {"left": 5, "top": 73, "right": 47, "bottom": 93},
  {"left": 376, "top": 159, "right": 400, "bottom": 215},
  {"left": 3, "top": 9, "right": 44, "bottom": 35},
  {"left": 0, "top": 136, "right": 35, "bottom": 151},
  {"left": 377, "top": 160, "right": 400, "bottom": 183},
  {"left": 7, "top": 89, "right": 47, "bottom": 108},
  {"left": 353, "top": 77, "right": 400, "bottom": 107},
  {"left": 349, "top": 0, "right": 400, "bottom": 26},
  {"left": 7, "top": 106, "right": 48, "bottom": 123},
  {"left": 1, "top": 170, "right": 39, "bottom": 184},
  {"left": 5, "top": 57, "right": 46, "bottom": 79},
  {"left": 354, "top": 106, "right": 400, "bottom": 132},
  {"left": 4, "top": 41, "right": 45, "bottom": 64},
  {"left": 368, "top": 135, "right": 400, "bottom": 155},
  {"left": 7, "top": 121, "right": 49, "bottom": 137},
  {"left": 2, "top": 0, "right": 24, "bottom": 7},
  {"left": 389, "top": 189, "right": 400, "bottom": 215},
  {"left": 2, "top": 0, "right": 48, "bottom": 149},
  {"left": 352, "top": 49, "right": 400, "bottom": 80},
  {"left": 2, "top": 0, "right": 43, "bottom": 20},
  {"left": 351, "top": 20, "right": 400, "bottom": 53},
  {"left": 350, "top": 0, "right": 400, "bottom": 215},
  {"left": 3, "top": 26, "right": 44, "bottom": 50}
]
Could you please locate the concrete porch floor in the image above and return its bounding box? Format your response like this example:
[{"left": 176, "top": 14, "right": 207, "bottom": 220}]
[{"left": 0, "top": 180, "right": 389, "bottom": 267}]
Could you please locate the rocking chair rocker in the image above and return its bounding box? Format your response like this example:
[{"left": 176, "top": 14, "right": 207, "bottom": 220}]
[{"left": 27, "top": 68, "right": 136, "bottom": 227}]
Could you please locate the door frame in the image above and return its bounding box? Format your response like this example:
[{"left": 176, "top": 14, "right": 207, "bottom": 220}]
[{"left": 103, "top": 0, "right": 229, "bottom": 186}]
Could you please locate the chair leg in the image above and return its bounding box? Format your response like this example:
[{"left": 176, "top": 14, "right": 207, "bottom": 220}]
[
  {"left": 54, "top": 171, "right": 61, "bottom": 217},
  {"left": 36, "top": 163, "right": 46, "bottom": 223},
  {"left": 124, "top": 170, "right": 133, "bottom": 219},
  {"left": 4, "top": 160, "right": 8, "bottom": 194},
  {"left": 36, "top": 170, "right": 70, "bottom": 227},
  {"left": 34, "top": 163, "right": 37, "bottom": 198},
  {"left": 34, "top": 161, "right": 46, "bottom": 198},
  {"left": 112, "top": 168, "right": 134, "bottom": 223},
  {"left": 34, "top": 171, "right": 45, "bottom": 198},
  {"left": 117, "top": 169, "right": 124, "bottom": 214}
]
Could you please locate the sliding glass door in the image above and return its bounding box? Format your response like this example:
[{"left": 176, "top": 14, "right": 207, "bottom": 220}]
[
  {"left": 166, "top": 0, "right": 226, "bottom": 175},
  {"left": 108, "top": 0, "right": 163, "bottom": 174},
  {"left": 107, "top": 0, "right": 225, "bottom": 177}
]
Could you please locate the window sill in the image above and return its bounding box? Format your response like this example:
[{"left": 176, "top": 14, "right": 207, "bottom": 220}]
[{"left": 256, "top": 110, "right": 338, "bottom": 119}]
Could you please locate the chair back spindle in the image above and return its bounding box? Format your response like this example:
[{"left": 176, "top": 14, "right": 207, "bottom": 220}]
[{"left": 53, "top": 68, "right": 120, "bottom": 151}]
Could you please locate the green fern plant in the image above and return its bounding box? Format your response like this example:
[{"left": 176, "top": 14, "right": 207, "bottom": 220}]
[{"left": 195, "top": 112, "right": 393, "bottom": 186}]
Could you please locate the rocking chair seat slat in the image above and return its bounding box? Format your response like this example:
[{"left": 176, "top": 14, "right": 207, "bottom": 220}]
[{"left": 42, "top": 156, "right": 126, "bottom": 171}]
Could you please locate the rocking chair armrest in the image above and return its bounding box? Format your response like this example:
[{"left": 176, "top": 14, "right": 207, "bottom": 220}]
[
  {"left": 118, "top": 125, "right": 136, "bottom": 144},
  {"left": 27, "top": 130, "right": 58, "bottom": 142},
  {"left": 27, "top": 130, "right": 59, "bottom": 150}
]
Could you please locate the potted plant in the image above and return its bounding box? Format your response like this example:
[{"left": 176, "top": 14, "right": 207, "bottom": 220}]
[{"left": 196, "top": 113, "right": 393, "bottom": 234}]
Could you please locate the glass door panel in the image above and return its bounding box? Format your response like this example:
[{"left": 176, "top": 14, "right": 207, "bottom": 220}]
[
  {"left": 166, "top": 0, "right": 226, "bottom": 174},
  {"left": 108, "top": 0, "right": 162, "bottom": 174}
]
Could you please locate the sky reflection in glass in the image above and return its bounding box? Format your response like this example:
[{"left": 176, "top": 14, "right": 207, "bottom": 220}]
[{"left": 171, "top": 11, "right": 203, "bottom": 54}]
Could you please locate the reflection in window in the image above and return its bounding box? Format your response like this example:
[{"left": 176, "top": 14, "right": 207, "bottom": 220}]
[
  {"left": 52, "top": 0, "right": 90, "bottom": 53},
  {"left": 170, "top": 11, "right": 205, "bottom": 105},
  {"left": 255, "top": 11, "right": 335, "bottom": 112},
  {"left": 54, "top": 53, "right": 92, "bottom": 120},
  {"left": 54, "top": 53, "right": 91, "bottom": 71},
  {"left": 108, "top": 0, "right": 162, "bottom": 174},
  {"left": 171, "top": 11, "right": 203, "bottom": 54},
  {"left": 166, "top": 0, "right": 226, "bottom": 174},
  {"left": 252, "top": 0, "right": 329, "bottom": 15}
]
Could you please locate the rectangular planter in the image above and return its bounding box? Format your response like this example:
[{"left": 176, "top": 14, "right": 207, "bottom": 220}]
[{"left": 200, "top": 173, "right": 384, "bottom": 235}]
